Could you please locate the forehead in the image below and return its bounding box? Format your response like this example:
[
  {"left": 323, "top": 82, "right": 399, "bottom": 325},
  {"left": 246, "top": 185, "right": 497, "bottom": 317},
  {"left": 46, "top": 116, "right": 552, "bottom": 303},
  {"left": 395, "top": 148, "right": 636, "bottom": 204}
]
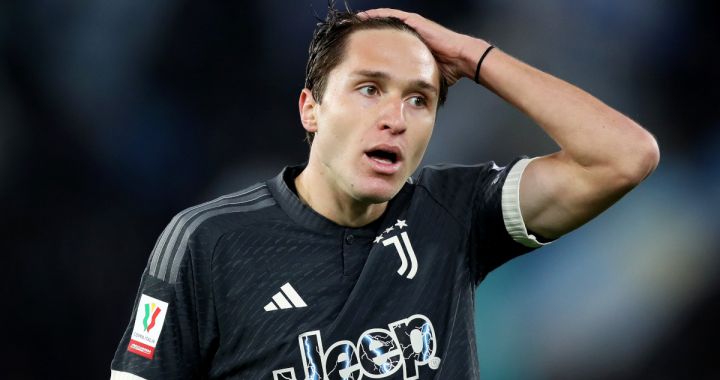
[{"left": 333, "top": 28, "right": 440, "bottom": 88}]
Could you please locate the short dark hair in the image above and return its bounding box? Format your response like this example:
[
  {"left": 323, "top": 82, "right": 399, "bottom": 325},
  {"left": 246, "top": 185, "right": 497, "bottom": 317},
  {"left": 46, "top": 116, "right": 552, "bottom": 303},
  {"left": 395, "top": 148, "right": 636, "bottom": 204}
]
[{"left": 303, "top": 5, "right": 449, "bottom": 144}]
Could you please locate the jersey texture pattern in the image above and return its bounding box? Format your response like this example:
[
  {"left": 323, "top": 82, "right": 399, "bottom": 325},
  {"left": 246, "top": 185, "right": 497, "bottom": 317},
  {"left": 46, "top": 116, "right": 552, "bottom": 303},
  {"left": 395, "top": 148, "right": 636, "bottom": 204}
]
[{"left": 111, "top": 159, "right": 541, "bottom": 379}]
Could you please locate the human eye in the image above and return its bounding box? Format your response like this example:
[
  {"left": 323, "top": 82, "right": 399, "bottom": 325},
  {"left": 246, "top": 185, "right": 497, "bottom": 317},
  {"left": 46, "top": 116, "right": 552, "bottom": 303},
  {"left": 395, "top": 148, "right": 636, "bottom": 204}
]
[
  {"left": 408, "top": 95, "right": 428, "bottom": 108},
  {"left": 358, "top": 85, "right": 378, "bottom": 96}
]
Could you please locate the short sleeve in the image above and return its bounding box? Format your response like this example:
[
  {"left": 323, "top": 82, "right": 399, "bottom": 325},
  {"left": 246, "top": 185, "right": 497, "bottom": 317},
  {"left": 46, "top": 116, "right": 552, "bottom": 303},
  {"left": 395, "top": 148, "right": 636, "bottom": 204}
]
[
  {"left": 415, "top": 157, "right": 547, "bottom": 284},
  {"left": 501, "top": 157, "right": 551, "bottom": 247},
  {"left": 110, "top": 219, "right": 217, "bottom": 379}
]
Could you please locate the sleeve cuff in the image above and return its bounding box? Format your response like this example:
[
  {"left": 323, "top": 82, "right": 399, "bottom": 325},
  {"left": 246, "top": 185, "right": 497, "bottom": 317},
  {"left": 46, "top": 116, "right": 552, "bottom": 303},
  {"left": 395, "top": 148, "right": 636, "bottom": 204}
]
[
  {"left": 110, "top": 370, "right": 148, "bottom": 380},
  {"left": 501, "top": 157, "right": 550, "bottom": 248}
]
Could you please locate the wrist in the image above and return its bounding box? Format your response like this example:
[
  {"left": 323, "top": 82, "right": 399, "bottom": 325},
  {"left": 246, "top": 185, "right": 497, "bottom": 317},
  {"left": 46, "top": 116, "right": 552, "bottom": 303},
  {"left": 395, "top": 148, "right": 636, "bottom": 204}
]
[{"left": 459, "top": 37, "right": 493, "bottom": 80}]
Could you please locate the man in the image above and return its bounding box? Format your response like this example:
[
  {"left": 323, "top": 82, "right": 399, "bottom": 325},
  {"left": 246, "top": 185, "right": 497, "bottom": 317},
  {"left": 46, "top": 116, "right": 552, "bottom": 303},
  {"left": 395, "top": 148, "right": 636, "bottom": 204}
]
[{"left": 111, "top": 6, "right": 659, "bottom": 380}]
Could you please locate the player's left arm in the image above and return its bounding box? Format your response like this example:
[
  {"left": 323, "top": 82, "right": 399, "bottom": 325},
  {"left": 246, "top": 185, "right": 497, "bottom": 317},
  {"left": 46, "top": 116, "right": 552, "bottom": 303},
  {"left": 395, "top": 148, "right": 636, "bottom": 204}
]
[{"left": 361, "top": 9, "right": 660, "bottom": 240}]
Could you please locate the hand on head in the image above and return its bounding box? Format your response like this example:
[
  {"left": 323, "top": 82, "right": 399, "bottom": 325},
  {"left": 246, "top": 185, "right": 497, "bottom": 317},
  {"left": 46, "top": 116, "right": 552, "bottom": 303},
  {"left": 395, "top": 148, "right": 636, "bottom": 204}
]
[{"left": 359, "top": 8, "right": 487, "bottom": 85}]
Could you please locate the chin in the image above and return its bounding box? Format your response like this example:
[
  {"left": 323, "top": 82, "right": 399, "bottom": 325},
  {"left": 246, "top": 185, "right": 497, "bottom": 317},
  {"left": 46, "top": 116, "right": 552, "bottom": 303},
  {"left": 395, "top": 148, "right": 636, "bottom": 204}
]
[
  {"left": 351, "top": 179, "right": 404, "bottom": 204},
  {"left": 355, "top": 193, "right": 392, "bottom": 205}
]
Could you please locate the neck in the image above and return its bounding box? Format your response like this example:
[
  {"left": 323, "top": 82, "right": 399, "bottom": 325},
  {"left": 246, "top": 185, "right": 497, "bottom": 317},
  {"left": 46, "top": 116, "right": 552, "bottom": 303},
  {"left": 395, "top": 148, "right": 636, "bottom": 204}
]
[{"left": 294, "top": 164, "right": 387, "bottom": 228}]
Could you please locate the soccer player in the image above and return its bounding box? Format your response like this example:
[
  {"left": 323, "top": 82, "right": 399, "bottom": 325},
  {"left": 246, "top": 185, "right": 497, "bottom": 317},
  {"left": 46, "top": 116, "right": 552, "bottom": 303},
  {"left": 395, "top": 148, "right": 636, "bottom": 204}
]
[{"left": 110, "top": 6, "right": 659, "bottom": 380}]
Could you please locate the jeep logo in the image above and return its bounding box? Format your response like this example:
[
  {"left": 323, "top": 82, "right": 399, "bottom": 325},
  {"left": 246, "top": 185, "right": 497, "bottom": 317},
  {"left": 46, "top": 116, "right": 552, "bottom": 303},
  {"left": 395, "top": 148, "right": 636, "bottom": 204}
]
[{"left": 273, "top": 314, "right": 440, "bottom": 379}]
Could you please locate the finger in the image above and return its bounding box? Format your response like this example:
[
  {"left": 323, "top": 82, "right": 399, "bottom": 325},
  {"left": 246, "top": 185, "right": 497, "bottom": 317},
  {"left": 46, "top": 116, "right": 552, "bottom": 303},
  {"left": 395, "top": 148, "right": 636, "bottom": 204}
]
[{"left": 359, "top": 8, "right": 411, "bottom": 21}]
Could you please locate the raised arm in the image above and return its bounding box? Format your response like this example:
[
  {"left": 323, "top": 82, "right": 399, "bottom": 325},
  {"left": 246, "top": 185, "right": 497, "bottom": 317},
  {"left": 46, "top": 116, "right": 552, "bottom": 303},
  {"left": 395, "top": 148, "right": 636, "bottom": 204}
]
[{"left": 362, "top": 8, "right": 660, "bottom": 240}]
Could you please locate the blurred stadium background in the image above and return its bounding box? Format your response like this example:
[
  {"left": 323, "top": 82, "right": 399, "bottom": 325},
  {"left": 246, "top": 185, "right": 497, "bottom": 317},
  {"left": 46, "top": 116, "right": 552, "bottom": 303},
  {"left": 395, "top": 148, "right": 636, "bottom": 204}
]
[{"left": 1, "top": 0, "right": 718, "bottom": 379}]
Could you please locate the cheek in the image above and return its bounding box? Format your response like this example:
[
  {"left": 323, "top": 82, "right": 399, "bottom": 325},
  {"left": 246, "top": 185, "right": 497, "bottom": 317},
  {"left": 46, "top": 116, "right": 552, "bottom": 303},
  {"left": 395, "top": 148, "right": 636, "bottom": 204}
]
[
  {"left": 315, "top": 113, "right": 360, "bottom": 158},
  {"left": 413, "top": 118, "right": 435, "bottom": 143},
  {"left": 326, "top": 106, "right": 369, "bottom": 139},
  {"left": 408, "top": 122, "right": 434, "bottom": 162}
]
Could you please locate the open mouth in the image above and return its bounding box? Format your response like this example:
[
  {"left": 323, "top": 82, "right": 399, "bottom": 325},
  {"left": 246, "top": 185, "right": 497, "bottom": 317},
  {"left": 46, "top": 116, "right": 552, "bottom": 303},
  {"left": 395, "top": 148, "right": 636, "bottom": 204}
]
[{"left": 365, "top": 149, "right": 398, "bottom": 164}]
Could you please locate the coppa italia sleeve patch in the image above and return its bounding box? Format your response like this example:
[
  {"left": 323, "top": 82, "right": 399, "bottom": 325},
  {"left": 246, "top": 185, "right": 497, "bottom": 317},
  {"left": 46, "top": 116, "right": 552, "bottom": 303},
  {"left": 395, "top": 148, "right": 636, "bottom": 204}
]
[{"left": 127, "top": 294, "right": 169, "bottom": 359}]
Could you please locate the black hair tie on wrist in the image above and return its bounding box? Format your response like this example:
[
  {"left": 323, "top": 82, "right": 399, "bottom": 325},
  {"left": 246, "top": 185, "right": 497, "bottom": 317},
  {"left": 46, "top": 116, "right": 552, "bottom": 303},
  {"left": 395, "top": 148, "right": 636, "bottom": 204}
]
[{"left": 474, "top": 45, "right": 495, "bottom": 84}]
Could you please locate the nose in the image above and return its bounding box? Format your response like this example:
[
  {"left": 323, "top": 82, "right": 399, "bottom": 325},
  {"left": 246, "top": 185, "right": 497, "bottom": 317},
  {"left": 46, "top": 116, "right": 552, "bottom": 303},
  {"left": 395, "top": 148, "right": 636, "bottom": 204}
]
[{"left": 378, "top": 98, "right": 407, "bottom": 134}]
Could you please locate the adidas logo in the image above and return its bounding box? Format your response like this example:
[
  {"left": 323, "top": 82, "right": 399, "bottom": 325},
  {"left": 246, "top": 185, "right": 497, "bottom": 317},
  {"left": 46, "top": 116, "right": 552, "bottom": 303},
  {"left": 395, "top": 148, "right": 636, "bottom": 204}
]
[{"left": 264, "top": 283, "right": 307, "bottom": 311}]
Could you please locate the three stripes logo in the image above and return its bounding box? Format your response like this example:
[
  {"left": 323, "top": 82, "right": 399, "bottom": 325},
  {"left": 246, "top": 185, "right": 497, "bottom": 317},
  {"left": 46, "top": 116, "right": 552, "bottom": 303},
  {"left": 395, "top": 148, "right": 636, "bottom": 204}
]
[
  {"left": 264, "top": 283, "right": 307, "bottom": 311},
  {"left": 147, "top": 184, "right": 275, "bottom": 284},
  {"left": 375, "top": 219, "right": 419, "bottom": 279}
]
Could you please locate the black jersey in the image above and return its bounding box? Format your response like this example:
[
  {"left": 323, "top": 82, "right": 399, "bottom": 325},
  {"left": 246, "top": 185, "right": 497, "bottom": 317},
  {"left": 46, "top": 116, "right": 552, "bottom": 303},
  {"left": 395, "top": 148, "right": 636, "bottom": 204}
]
[{"left": 111, "top": 158, "right": 545, "bottom": 380}]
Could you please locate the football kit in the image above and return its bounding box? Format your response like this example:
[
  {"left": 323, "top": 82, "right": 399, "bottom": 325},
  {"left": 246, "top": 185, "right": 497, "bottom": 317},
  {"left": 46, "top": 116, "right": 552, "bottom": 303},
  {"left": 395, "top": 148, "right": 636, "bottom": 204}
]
[{"left": 111, "top": 157, "right": 547, "bottom": 379}]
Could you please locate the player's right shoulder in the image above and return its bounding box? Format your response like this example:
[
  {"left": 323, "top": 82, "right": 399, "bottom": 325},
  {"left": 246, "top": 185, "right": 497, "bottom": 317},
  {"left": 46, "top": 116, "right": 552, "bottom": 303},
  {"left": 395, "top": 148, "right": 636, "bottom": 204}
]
[{"left": 146, "top": 182, "right": 277, "bottom": 283}]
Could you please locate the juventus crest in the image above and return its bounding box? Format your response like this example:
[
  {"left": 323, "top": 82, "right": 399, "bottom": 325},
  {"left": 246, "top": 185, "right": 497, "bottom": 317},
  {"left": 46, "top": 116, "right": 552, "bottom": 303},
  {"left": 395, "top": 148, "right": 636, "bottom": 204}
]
[{"left": 375, "top": 219, "right": 418, "bottom": 279}]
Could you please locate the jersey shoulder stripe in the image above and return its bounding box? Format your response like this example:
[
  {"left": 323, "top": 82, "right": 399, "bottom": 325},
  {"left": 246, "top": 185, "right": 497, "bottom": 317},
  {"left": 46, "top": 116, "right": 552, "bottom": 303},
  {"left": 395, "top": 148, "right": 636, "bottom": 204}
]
[{"left": 148, "top": 183, "right": 275, "bottom": 283}]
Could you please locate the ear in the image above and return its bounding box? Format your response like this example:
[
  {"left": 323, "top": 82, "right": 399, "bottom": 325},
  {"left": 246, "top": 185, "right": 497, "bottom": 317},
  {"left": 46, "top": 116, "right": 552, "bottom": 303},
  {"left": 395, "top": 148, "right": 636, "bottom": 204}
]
[{"left": 298, "top": 88, "right": 319, "bottom": 133}]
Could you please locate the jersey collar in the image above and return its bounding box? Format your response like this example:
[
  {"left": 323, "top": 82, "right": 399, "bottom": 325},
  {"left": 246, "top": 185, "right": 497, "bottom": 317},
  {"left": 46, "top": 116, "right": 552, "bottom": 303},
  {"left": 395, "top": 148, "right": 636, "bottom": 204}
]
[{"left": 267, "top": 165, "right": 411, "bottom": 237}]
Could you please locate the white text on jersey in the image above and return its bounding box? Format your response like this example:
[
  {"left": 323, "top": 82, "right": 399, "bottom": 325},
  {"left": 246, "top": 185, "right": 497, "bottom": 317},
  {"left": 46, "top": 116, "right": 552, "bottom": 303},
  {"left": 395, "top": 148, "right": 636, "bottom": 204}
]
[{"left": 273, "top": 314, "right": 440, "bottom": 379}]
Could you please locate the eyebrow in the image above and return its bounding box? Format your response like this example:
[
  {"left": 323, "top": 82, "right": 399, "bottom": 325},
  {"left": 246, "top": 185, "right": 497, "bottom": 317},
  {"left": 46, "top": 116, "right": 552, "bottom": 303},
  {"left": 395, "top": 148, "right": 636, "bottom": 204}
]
[{"left": 351, "top": 70, "right": 438, "bottom": 95}]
